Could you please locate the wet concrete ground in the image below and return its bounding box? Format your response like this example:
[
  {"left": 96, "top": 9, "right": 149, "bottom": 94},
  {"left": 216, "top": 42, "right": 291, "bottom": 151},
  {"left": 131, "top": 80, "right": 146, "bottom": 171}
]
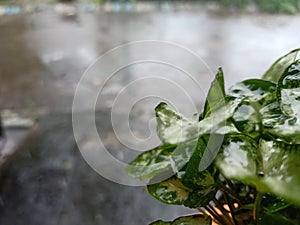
[
  {"left": 1, "top": 8, "right": 300, "bottom": 111},
  {"left": 0, "top": 113, "right": 194, "bottom": 225},
  {"left": 1, "top": 5, "right": 300, "bottom": 225}
]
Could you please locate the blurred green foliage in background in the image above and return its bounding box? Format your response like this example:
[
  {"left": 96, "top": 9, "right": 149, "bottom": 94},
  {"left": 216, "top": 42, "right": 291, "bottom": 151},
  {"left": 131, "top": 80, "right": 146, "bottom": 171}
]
[
  {"left": 75, "top": 0, "right": 300, "bottom": 14},
  {"left": 1, "top": 0, "right": 300, "bottom": 13}
]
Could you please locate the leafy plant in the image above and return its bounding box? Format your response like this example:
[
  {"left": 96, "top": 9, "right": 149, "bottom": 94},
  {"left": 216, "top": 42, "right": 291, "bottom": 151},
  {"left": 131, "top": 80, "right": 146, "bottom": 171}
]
[
  {"left": 255, "top": 0, "right": 300, "bottom": 14},
  {"left": 126, "top": 48, "right": 300, "bottom": 225}
]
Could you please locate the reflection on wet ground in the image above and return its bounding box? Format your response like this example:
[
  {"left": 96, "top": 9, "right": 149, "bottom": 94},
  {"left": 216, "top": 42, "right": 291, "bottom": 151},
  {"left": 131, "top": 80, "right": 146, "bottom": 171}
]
[
  {"left": 1, "top": 10, "right": 300, "bottom": 111},
  {"left": 0, "top": 11, "right": 299, "bottom": 109},
  {"left": 0, "top": 6, "right": 300, "bottom": 225},
  {"left": 0, "top": 113, "right": 194, "bottom": 225}
]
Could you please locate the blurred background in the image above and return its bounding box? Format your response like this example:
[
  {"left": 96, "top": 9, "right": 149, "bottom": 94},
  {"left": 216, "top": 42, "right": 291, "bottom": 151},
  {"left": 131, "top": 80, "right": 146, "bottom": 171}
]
[{"left": 0, "top": 0, "right": 300, "bottom": 224}]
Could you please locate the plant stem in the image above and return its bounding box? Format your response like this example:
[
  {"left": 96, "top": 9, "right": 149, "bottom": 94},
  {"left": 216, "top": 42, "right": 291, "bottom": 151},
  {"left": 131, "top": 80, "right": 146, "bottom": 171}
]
[
  {"left": 222, "top": 191, "right": 239, "bottom": 225},
  {"left": 204, "top": 205, "right": 229, "bottom": 225},
  {"left": 212, "top": 198, "right": 235, "bottom": 225},
  {"left": 224, "top": 177, "right": 236, "bottom": 191},
  {"left": 198, "top": 207, "right": 221, "bottom": 225},
  {"left": 220, "top": 186, "right": 243, "bottom": 206},
  {"left": 213, "top": 198, "right": 229, "bottom": 213},
  {"left": 217, "top": 175, "right": 244, "bottom": 206},
  {"left": 208, "top": 204, "right": 234, "bottom": 225},
  {"left": 253, "top": 192, "right": 263, "bottom": 223}
]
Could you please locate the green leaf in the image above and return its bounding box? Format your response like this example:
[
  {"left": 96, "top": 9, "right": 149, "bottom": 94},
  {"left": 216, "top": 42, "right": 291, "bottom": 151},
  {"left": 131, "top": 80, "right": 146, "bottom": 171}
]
[
  {"left": 262, "top": 194, "right": 291, "bottom": 213},
  {"left": 261, "top": 61, "right": 300, "bottom": 144},
  {"left": 201, "top": 68, "right": 226, "bottom": 119},
  {"left": 213, "top": 121, "right": 240, "bottom": 135},
  {"left": 149, "top": 214, "right": 212, "bottom": 225},
  {"left": 258, "top": 139, "right": 300, "bottom": 206},
  {"left": 176, "top": 136, "right": 219, "bottom": 208},
  {"left": 279, "top": 206, "right": 300, "bottom": 224},
  {"left": 155, "top": 103, "right": 199, "bottom": 145},
  {"left": 156, "top": 99, "right": 241, "bottom": 146},
  {"left": 228, "top": 79, "right": 276, "bottom": 103},
  {"left": 262, "top": 48, "right": 300, "bottom": 83},
  {"left": 170, "top": 138, "right": 199, "bottom": 177},
  {"left": 266, "top": 120, "right": 300, "bottom": 144},
  {"left": 232, "top": 102, "right": 261, "bottom": 138},
  {"left": 147, "top": 177, "right": 190, "bottom": 205},
  {"left": 215, "top": 134, "right": 262, "bottom": 185},
  {"left": 152, "top": 135, "right": 220, "bottom": 208},
  {"left": 261, "top": 101, "right": 300, "bottom": 144},
  {"left": 129, "top": 99, "right": 241, "bottom": 181},
  {"left": 169, "top": 132, "right": 227, "bottom": 176},
  {"left": 198, "top": 98, "right": 242, "bottom": 135},
  {"left": 156, "top": 99, "right": 241, "bottom": 174},
  {"left": 217, "top": 138, "right": 300, "bottom": 206},
  {"left": 277, "top": 60, "right": 300, "bottom": 117},
  {"left": 228, "top": 79, "right": 276, "bottom": 138},
  {"left": 183, "top": 185, "right": 217, "bottom": 208},
  {"left": 171, "top": 135, "right": 220, "bottom": 207},
  {"left": 261, "top": 101, "right": 285, "bottom": 128},
  {"left": 181, "top": 135, "right": 220, "bottom": 188},
  {"left": 259, "top": 213, "right": 295, "bottom": 225},
  {"left": 126, "top": 144, "right": 176, "bottom": 180},
  {"left": 147, "top": 176, "right": 216, "bottom": 208}
]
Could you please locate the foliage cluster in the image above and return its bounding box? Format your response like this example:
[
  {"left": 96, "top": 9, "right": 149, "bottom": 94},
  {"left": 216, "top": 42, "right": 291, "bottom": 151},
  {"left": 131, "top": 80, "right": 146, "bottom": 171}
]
[{"left": 127, "top": 49, "right": 300, "bottom": 225}]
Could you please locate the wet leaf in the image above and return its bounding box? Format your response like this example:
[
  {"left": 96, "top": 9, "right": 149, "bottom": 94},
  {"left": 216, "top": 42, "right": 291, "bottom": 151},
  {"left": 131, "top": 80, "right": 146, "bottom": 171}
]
[
  {"left": 232, "top": 102, "right": 261, "bottom": 138},
  {"left": 259, "top": 213, "right": 294, "bottom": 225},
  {"left": 149, "top": 214, "right": 212, "bottom": 225},
  {"left": 197, "top": 98, "right": 242, "bottom": 135},
  {"left": 279, "top": 206, "right": 300, "bottom": 224},
  {"left": 267, "top": 121, "right": 300, "bottom": 144},
  {"left": 178, "top": 135, "right": 219, "bottom": 207},
  {"left": 213, "top": 120, "right": 240, "bottom": 135},
  {"left": 128, "top": 99, "right": 241, "bottom": 180},
  {"left": 147, "top": 177, "right": 190, "bottom": 205},
  {"left": 171, "top": 135, "right": 220, "bottom": 207},
  {"left": 262, "top": 48, "right": 300, "bottom": 83},
  {"left": 277, "top": 60, "right": 300, "bottom": 117},
  {"left": 147, "top": 176, "right": 216, "bottom": 208},
  {"left": 258, "top": 139, "right": 300, "bottom": 206},
  {"left": 261, "top": 101, "right": 300, "bottom": 144},
  {"left": 155, "top": 103, "right": 199, "bottom": 145},
  {"left": 181, "top": 135, "right": 220, "bottom": 188},
  {"left": 156, "top": 99, "right": 241, "bottom": 146},
  {"left": 261, "top": 65, "right": 300, "bottom": 144},
  {"left": 183, "top": 186, "right": 217, "bottom": 208},
  {"left": 156, "top": 99, "right": 241, "bottom": 174},
  {"left": 227, "top": 79, "right": 276, "bottom": 103},
  {"left": 201, "top": 68, "right": 226, "bottom": 119},
  {"left": 215, "top": 135, "right": 261, "bottom": 185},
  {"left": 169, "top": 138, "right": 198, "bottom": 177},
  {"left": 262, "top": 194, "right": 291, "bottom": 213},
  {"left": 126, "top": 144, "right": 176, "bottom": 180},
  {"left": 228, "top": 79, "right": 276, "bottom": 138},
  {"left": 217, "top": 138, "right": 300, "bottom": 206},
  {"left": 261, "top": 101, "right": 286, "bottom": 128}
]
